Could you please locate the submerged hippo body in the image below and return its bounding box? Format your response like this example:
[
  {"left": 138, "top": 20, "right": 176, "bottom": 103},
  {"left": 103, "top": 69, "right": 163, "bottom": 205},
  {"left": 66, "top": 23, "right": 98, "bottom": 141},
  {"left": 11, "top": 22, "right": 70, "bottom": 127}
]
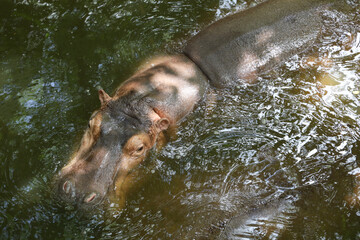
[
  {"left": 185, "top": 0, "right": 329, "bottom": 87},
  {"left": 56, "top": 0, "right": 333, "bottom": 207}
]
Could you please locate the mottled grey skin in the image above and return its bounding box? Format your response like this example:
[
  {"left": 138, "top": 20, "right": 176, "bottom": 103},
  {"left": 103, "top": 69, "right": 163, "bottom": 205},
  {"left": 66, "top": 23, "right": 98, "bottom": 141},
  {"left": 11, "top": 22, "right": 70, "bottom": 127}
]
[
  {"left": 185, "top": 0, "right": 332, "bottom": 87},
  {"left": 56, "top": 0, "right": 331, "bottom": 207}
]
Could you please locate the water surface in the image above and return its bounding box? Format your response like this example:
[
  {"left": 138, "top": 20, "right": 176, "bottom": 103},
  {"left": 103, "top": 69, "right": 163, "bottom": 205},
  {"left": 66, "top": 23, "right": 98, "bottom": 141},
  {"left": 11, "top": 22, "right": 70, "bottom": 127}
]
[{"left": 1, "top": 0, "right": 360, "bottom": 239}]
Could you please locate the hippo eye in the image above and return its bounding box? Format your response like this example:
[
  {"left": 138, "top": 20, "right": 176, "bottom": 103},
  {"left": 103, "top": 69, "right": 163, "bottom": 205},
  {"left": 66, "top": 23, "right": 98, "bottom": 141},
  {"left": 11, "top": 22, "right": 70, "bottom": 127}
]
[
  {"left": 136, "top": 146, "right": 144, "bottom": 152},
  {"left": 133, "top": 145, "right": 146, "bottom": 156},
  {"left": 132, "top": 145, "right": 145, "bottom": 157}
]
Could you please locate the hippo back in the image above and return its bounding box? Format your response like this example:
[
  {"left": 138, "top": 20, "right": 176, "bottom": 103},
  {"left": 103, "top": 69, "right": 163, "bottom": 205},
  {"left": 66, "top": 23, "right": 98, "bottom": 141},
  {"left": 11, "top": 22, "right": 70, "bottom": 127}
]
[{"left": 184, "top": 0, "right": 334, "bottom": 87}]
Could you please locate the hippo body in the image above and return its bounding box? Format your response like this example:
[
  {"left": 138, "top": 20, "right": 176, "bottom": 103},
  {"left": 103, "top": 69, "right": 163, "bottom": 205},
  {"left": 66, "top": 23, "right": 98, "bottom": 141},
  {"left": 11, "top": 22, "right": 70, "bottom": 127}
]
[
  {"left": 111, "top": 55, "right": 209, "bottom": 125},
  {"left": 185, "top": 0, "right": 329, "bottom": 87},
  {"left": 57, "top": 0, "right": 332, "bottom": 207}
]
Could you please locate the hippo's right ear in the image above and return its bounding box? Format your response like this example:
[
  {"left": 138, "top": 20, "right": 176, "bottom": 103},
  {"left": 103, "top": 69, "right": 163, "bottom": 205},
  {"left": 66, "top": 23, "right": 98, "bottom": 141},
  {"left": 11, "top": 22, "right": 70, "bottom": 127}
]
[
  {"left": 98, "top": 89, "right": 111, "bottom": 107},
  {"left": 155, "top": 118, "right": 170, "bottom": 132}
]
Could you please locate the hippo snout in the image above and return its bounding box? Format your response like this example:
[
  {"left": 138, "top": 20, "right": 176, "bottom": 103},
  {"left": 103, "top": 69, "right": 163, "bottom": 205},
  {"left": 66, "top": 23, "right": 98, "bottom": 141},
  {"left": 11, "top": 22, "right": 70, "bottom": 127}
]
[{"left": 57, "top": 178, "right": 102, "bottom": 205}]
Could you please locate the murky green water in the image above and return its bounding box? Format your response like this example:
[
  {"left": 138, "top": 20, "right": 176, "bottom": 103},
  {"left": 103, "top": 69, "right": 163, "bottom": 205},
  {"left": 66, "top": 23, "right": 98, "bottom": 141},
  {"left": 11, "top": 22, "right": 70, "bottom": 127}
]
[{"left": 1, "top": 0, "right": 360, "bottom": 239}]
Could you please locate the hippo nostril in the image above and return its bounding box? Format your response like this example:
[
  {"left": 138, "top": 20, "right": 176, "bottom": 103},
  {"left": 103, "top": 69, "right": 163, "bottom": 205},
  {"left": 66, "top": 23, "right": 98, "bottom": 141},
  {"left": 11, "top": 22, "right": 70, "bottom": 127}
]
[
  {"left": 63, "top": 180, "right": 72, "bottom": 194},
  {"left": 84, "top": 192, "right": 97, "bottom": 203}
]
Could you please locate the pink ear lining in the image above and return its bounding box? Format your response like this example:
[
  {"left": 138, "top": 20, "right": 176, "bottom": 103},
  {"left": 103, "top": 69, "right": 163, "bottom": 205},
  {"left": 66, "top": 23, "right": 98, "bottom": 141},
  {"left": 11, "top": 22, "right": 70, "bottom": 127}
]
[{"left": 157, "top": 118, "right": 170, "bottom": 131}]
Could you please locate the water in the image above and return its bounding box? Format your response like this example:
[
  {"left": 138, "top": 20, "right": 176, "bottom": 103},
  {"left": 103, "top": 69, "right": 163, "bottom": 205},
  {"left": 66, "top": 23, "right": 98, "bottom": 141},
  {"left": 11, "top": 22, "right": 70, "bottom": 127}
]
[{"left": 1, "top": 0, "right": 360, "bottom": 239}]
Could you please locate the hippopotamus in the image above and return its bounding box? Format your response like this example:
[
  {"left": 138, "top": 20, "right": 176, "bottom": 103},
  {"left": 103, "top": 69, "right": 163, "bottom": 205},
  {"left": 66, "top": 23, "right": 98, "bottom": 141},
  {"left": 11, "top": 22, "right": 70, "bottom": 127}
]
[{"left": 56, "top": 0, "right": 333, "bottom": 207}]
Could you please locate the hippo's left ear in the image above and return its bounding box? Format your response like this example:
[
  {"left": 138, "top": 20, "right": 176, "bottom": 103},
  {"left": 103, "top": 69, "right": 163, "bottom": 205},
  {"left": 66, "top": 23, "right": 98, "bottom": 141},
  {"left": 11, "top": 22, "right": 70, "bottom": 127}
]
[
  {"left": 155, "top": 118, "right": 170, "bottom": 132},
  {"left": 98, "top": 89, "right": 111, "bottom": 107}
]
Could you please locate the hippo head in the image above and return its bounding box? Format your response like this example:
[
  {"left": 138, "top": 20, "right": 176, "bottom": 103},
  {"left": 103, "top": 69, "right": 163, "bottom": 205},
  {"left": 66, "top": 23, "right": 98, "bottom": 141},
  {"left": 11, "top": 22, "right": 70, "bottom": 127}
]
[{"left": 56, "top": 89, "right": 169, "bottom": 207}]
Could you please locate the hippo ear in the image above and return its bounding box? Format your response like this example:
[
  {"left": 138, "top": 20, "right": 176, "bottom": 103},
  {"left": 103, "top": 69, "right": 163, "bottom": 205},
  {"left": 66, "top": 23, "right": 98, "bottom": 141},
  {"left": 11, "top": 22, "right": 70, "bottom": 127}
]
[
  {"left": 155, "top": 118, "right": 170, "bottom": 132},
  {"left": 98, "top": 89, "right": 111, "bottom": 107}
]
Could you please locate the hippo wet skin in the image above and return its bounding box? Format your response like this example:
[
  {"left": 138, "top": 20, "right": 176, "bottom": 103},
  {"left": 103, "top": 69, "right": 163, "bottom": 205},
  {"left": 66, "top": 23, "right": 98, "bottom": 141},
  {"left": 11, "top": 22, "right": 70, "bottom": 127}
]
[{"left": 56, "top": 0, "right": 333, "bottom": 207}]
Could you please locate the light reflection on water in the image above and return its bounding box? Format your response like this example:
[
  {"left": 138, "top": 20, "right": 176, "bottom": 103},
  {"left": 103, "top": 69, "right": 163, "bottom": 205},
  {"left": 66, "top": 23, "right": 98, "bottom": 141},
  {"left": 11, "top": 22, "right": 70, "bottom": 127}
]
[{"left": 1, "top": 0, "right": 360, "bottom": 239}]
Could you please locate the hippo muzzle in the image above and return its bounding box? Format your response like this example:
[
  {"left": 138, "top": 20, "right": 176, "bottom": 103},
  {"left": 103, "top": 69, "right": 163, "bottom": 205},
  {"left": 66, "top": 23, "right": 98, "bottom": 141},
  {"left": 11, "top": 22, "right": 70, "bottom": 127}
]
[{"left": 56, "top": 144, "right": 123, "bottom": 206}]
